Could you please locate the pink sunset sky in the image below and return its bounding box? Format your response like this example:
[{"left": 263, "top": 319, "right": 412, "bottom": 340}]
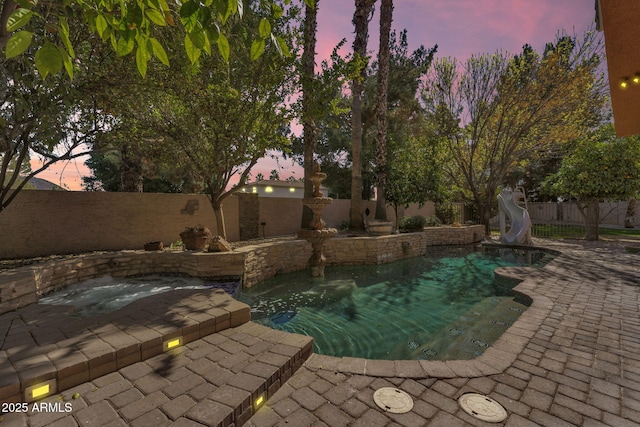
[{"left": 33, "top": 0, "right": 599, "bottom": 191}]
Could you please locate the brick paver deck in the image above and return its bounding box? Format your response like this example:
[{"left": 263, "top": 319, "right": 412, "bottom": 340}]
[
  {"left": 1, "top": 239, "right": 639, "bottom": 426},
  {"left": 245, "top": 239, "right": 640, "bottom": 426}
]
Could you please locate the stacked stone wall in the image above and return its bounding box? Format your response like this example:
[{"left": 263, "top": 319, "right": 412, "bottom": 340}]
[
  {"left": 239, "top": 241, "right": 312, "bottom": 288},
  {"left": 0, "top": 251, "right": 245, "bottom": 315},
  {"left": 0, "top": 225, "right": 483, "bottom": 313}
]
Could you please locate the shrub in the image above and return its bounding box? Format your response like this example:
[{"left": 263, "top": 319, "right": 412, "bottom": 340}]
[
  {"left": 424, "top": 216, "right": 443, "bottom": 227},
  {"left": 399, "top": 215, "right": 428, "bottom": 232}
]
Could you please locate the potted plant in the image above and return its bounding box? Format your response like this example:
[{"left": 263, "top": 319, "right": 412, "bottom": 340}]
[
  {"left": 179, "top": 225, "right": 211, "bottom": 250},
  {"left": 143, "top": 241, "right": 164, "bottom": 251},
  {"left": 367, "top": 220, "right": 394, "bottom": 236}
]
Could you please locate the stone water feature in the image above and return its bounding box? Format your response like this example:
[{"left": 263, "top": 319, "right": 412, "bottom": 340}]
[{"left": 298, "top": 164, "right": 337, "bottom": 277}]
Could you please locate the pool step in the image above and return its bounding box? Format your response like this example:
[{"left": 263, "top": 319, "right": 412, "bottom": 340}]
[
  {"left": 0, "top": 289, "right": 251, "bottom": 403},
  {"left": 406, "top": 296, "right": 528, "bottom": 360}
]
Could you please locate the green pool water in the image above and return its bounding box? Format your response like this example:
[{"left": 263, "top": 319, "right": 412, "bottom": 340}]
[{"left": 238, "top": 245, "right": 554, "bottom": 360}]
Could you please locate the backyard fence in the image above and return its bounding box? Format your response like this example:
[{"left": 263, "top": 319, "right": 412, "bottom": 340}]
[{"left": 488, "top": 201, "right": 632, "bottom": 238}]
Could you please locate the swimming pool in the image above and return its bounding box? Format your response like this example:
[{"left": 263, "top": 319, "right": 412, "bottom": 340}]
[{"left": 238, "top": 245, "right": 554, "bottom": 360}]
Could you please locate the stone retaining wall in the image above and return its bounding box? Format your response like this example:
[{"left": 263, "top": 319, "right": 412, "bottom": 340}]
[
  {"left": 0, "top": 225, "right": 484, "bottom": 313},
  {"left": 238, "top": 241, "right": 312, "bottom": 289},
  {"left": 0, "top": 251, "right": 244, "bottom": 315},
  {"left": 241, "top": 225, "right": 484, "bottom": 288}
]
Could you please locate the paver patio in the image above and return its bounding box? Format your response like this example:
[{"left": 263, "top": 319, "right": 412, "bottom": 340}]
[{"left": 1, "top": 238, "right": 639, "bottom": 426}]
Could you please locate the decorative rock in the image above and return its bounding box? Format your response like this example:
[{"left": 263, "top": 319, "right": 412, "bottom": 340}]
[{"left": 208, "top": 236, "right": 233, "bottom": 252}]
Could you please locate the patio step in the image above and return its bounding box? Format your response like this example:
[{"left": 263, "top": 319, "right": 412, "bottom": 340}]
[{"left": 0, "top": 289, "right": 251, "bottom": 403}]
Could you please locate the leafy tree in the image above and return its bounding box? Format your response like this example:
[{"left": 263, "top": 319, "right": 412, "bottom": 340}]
[
  {"left": 0, "top": 45, "right": 99, "bottom": 212},
  {"left": 385, "top": 118, "right": 444, "bottom": 227},
  {"left": 295, "top": 29, "right": 436, "bottom": 203},
  {"left": 135, "top": 4, "right": 297, "bottom": 238},
  {"left": 423, "top": 30, "right": 606, "bottom": 235},
  {"left": 1, "top": 0, "right": 310, "bottom": 77},
  {"left": 542, "top": 124, "right": 640, "bottom": 240},
  {"left": 83, "top": 149, "right": 198, "bottom": 193},
  {"left": 75, "top": 22, "right": 195, "bottom": 193}
]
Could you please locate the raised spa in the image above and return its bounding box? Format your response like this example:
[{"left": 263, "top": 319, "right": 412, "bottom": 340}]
[
  {"left": 238, "top": 245, "right": 554, "bottom": 361},
  {"left": 39, "top": 274, "right": 240, "bottom": 317}
]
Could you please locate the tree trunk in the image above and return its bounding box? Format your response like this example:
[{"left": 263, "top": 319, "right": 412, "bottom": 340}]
[
  {"left": 301, "top": 1, "right": 319, "bottom": 228},
  {"left": 349, "top": 0, "right": 376, "bottom": 230},
  {"left": 579, "top": 199, "right": 600, "bottom": 241},
  {"left": 625, "top": 197, "right": 636, "bottom": 228},
  {"left": 482, "top": 203, "right": 491, "bottom": 237},
  {"left": 212, "top": 201, "right": 227, "bottom": 239},
  {"left": 120, "top": 142, "right": 143, "bottom": 192},
  {"left": 374, "top": 0, "right": 392, "bottom": 221},
  {"left": 477, "top": 194, "right": 493, "bottom": 237},
  {"left": 0, "top": 0, "right": 16, "bottom": 49}
]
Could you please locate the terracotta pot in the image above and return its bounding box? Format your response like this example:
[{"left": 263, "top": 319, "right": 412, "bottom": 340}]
[
  {"left": 180, "top": 226, "right": 212, "bottom": 250},
  {"left": 144, "top": 241, "right": 163, "bottom": 251},
  {"left": 367, "top": 221, "right": 394, "bottom": 236}
]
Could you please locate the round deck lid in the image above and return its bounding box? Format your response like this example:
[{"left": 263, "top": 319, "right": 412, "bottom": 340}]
[
  {"left": 373, "top": 387, "right": 414, "bottom": 414},
  {"left": 458, "top": 393, "right": 507, "bottom": 422}
]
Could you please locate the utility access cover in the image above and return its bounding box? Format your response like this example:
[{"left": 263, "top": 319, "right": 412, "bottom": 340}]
[
  {"left": 373, "top": 387, "right": 414, "bottom": 414},
  {"left": 458, "top": 393, "right": 508, "bottom": 423}
]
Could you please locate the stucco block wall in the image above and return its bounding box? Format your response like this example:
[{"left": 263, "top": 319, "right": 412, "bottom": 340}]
[
  {"left": 0, "top": 191, "right": 240, "bottom": 259},
  {"left": 0, "top": 190, "right": 440, "bottom": 260}
]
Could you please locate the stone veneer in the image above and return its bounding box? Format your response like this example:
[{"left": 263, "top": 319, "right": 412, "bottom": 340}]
[
  {"left": 239, "top": 225, "right": 483, "bottom": 288},
  {"left": 1, "top": 251, "right": 244, "bottom": 315},
  {"left": 0, "top": 225, "right": 484, "bottom": 313}
]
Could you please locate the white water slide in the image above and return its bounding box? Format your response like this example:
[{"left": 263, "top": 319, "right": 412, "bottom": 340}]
[{"left": 497, "top": 188, "right": 532, "bottom": 245}]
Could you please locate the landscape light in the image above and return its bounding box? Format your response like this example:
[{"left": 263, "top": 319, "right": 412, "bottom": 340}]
[
  {"left": 253, "top": 394, "right": 266, "bottom": 410},
  {"left": 633, "top": 73, "right": 640, "bottom": 85},
  {"left": 620, "top": 78, "right": 629, "bottom": 89},
  {"left": 31, "top": 384, "right": 50, "bottom": 398},
  {"left": 163, "top": 337, "right": 182, "bottom": 351},
  {"left": 24, "top": 380, "right": 56, "bottom": 402}
]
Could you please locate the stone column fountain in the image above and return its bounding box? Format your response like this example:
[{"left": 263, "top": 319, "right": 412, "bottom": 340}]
[{"left": 298, "top": 164, "right": 337, "bottom": 277}]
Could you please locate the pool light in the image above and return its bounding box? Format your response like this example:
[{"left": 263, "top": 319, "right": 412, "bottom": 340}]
[{"left": 163, "top": 337, "right": 183, "bottom": 351}]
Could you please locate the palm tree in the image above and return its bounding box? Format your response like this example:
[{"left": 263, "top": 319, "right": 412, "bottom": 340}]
[
  {"left": 301, "top": 0, "right": 319, "bottom": 228},
  {"left": 350, "top": 0, "right": 376, "bottom": 229},
  {"left": 374, "top": 0, "right": 393, "bottom": 220}
]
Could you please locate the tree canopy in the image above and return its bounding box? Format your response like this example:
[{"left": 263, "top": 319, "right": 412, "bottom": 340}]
[
  {"left": 1, "top": 0, "right": 313, "bottom": 77},
  {"left": 0, "top": 42, "right": 99, "bottom": 212},
  {"left": 542, "top": 124, "right": 640, "bottom": 240},
  {"left": 422, "top": 29, "right": 606, "bottom": 234}
]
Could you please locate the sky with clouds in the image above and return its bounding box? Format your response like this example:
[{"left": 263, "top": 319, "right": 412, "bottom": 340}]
[{"left": 34, "top": 0, "right": 599, "bottom": 190}]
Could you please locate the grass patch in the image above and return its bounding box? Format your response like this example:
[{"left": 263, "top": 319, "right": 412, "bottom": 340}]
[
  {"left": 491, "top": 224, "right": 640, "bottom": 240},
  {"left": 599, "top": 228, "right": 640, "bottom": 237}
]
